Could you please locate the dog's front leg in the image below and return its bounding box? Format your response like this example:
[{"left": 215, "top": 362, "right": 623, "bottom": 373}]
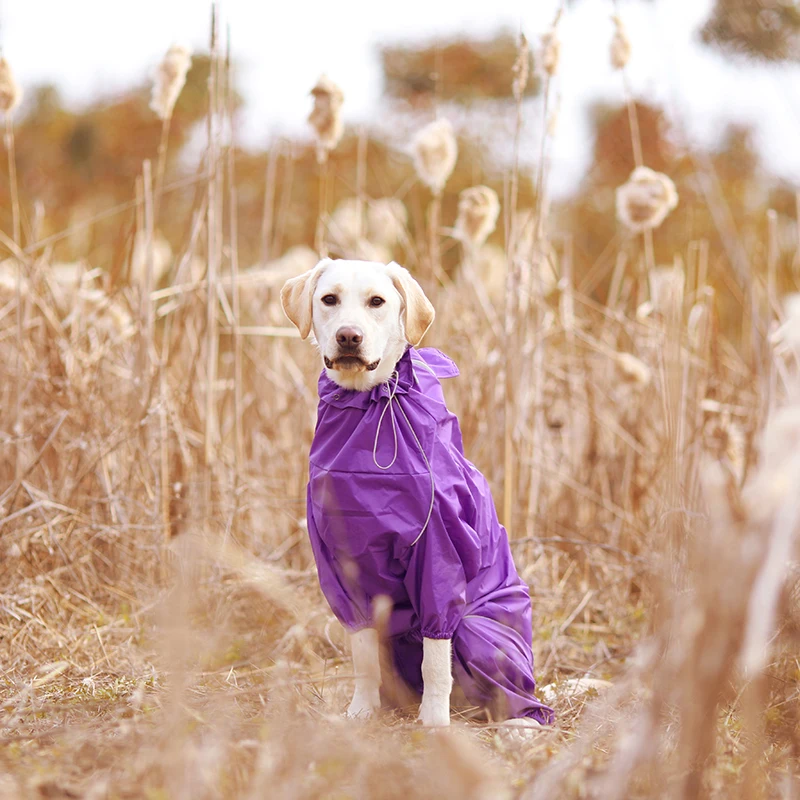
[
  {"left": 417, "top": 637, "right": 452, "bottom": 727},
  {"left": 346, "top": 628, "right": 381, "bottom": 718}
]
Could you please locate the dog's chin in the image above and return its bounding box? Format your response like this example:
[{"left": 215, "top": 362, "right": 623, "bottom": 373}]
[{"left": 324, "top": 355, "right": 381, "bottom": 372}]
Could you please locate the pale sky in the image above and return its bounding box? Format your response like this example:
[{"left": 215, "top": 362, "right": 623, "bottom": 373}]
[{"left": 3, "top": 0, "right": 800, "bottom": 197}]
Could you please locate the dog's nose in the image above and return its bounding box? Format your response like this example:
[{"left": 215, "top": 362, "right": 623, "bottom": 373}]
[{"left": 336, "top": 326, "right": 363, "bottom": 349}]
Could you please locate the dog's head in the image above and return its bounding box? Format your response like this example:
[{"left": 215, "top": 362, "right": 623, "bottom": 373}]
[{"left": 281, "top": 259, "right": 435, "bottom": 391}]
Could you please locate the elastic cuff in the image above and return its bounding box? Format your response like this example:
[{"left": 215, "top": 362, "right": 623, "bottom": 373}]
[{"left": 420, "top": 630, "right": 455, "bottom": 640}]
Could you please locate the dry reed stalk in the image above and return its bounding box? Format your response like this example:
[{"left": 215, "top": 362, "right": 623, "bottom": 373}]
[
  {"left": 508, "top": 32, "right": 529, "bottom": 245},
  {"left": 308, "top": 75, "right": 344, "bottom": 258},
  {"left": 517, "top": 7, "right": 563, "bottom": 533},
  {"left": 501, "top": 39, "right": 529, "bottom": 523},
  {"left": 412, "top": 118, "right": 457, "bottom": 279},
  {"left": 204, "top": 4, "right": 222, "bottom": 481},
  {"left": 2, "top": 58, "right": 23, "bottom": 482},
  {"left": 1, "top": 57, "right": 22, "bottom": 247},
  {"left": 355, "top": 127, "right": 368, "bottom": 243},
  {"left": 454, "top": 186, "right": 503, "bottom": 337},
  {"left": 139, "top": 160, "right": 156, "bottom": 391},
  {"left": 150, "top": 45, "right": 192, "bottom": 221},
  {"left": 226, "top": 32, "right": 244, "bottom": 522},
  {"left": 315, "top": 156, "right": 331, "bottom": 258},
  {"left": 259, "top": 145, "right": 279, "bottom": 264},
  {"left": 272, "top": 142, "right": 296, "bottom": 257},
  {"left": 560, "top": 236, "right": 582, "bottom": 471},
  {"left": 766, "top": 209, "right": 780, "bottom": 420}
]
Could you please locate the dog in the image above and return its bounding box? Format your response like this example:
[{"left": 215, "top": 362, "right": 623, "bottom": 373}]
[{"left": 281, "top": 258, "right": 554, "bottom": 729}]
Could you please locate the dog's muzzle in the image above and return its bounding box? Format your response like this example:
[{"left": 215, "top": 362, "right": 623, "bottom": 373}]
[{"left": 324, "top": 355, "right": 381, "bottom": 371}]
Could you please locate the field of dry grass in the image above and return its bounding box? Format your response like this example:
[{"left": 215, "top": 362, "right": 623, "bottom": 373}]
[{"left": 2, "top": 6, "right": 800, "bottom": 799}]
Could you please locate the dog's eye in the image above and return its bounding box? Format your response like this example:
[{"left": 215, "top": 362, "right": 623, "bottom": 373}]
[
  {"left": 321, "top": 294, "right": 338, "bottom": 306},
  {"left": 369, "top": 296, "right": 385, "bottom": 308}
]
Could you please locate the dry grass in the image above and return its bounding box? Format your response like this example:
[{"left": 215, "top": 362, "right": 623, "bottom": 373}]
[{"left": 2, "top": 9, "right": 800, "bottom": 800}]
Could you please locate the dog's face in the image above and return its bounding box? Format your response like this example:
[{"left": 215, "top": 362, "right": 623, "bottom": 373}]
[{"left": 281, "top": 259, "right": 435, "bottom": 391}]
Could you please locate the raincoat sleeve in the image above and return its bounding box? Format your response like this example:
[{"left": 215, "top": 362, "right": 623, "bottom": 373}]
[
  {"left": 403, "top": 498, "right": 469, "bottom": 640},
  {"left": 306, "top": 487, "right": 372, "bottom": 633}
]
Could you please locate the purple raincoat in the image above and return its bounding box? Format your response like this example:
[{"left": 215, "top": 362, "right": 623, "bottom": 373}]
[{"left": 307, "top": 346, "right": 554, "bottom": 725}]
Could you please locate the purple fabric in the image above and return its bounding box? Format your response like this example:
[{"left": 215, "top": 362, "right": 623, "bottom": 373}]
[{"left": 307, "top": 346, "right": 555, "bottom": 725}]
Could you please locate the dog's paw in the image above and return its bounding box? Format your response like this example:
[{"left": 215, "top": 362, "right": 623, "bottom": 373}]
[
  {"left": 417, "top": 694, "right": 450, "bottom": 728},
  {"left": 346, "top": 690, "right": 380, "bottom": 719}
]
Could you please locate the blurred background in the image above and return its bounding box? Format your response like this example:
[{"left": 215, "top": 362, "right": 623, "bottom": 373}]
[
  {"left": 2, "top": 0, "right": 800, "bottom": 328},
  {"left": 4, "top": 2, "right": 800, "bottom": 796}
]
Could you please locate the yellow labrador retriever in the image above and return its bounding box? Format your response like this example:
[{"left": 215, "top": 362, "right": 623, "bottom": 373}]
[{"left": 281, "top": 258, "right": 553, "bottom": 730}]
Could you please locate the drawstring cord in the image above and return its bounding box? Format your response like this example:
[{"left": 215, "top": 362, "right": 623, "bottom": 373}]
[
  {"left": 372, "top": 370, "right": 401, "bottom": 470},
  {"left": 372, "top": 369, "right": 435, "bottom": 546}
]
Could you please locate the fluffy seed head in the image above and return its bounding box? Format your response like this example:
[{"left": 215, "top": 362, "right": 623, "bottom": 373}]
[
  {"left": 610, "top": 15, "right": 632, "bottom": 70},
  {"left": 411, "top": 118, "right": 458, "bottom": 195},
  {"left": 455, "top": 186, "right": 501, "bottom": 248},
  {"left": 366, "top": 198, "right": 407, "bottom": 248},
  {"left": 723, "top": 417, "right": 747, "bottom": 487},
  {"left": 512, "top": 33, "right": 530, "bottom": 102},
  {"left": 308, "top": 75, "right": 344, "bottom": 163},
  {"left": 540, "top": 29, "right": 561, "bottom": 78},
  {"left": 327, "top": 198, "right": 394, "bottom": 262},
  {"left": 150, "top": 45, "right": 192, "bottom": 121},
  {"left": 615, "top": 352, "right": 652, "bottom": 387},
  {"left": 130, "top": 231, "right": 173, "bottom": 288},
  {"left": 616, "top": 167, "right": 679, "bottom": 234},
  {"left": 0, "top": 57, "right": 22, "bottom": 114},
  {"left": 649, "top": 266, "right": 685, "bottom": 315}
]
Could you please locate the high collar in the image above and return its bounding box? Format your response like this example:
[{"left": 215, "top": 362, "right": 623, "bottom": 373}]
[
  {"left": 317, "top": 346, "right": 459, "bottom": 411},
  {"left": 318, "top": 346, "right": 416, "bottom": 410}
]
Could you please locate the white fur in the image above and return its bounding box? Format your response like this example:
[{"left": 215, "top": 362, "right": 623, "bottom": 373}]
[
  {"left": 281, "top": 258, "right": 434, "bottom": 392},
  {"left": 282, "top": 259, "right": 541, "bottom": 728},
  {"left": 346, "top": 628, "right": 382, "bottom": 719},
  {"left": 313, "top": 260, "right": 407, "bottom": 391},
  {"left": 418, "top": 637, "right": 453, "bottom": 727}
]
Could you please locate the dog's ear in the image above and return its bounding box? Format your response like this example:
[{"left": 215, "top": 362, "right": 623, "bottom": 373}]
[
  {"left": 386, "top": 262, "right": 435, "bottom": 346},
  {"left": 281, "top": 259, "right": 330, "bottom": 339}
]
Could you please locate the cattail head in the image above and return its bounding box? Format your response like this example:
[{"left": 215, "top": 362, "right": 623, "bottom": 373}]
[
  {"left": 512, "top": 33, "right": 530, "bottom": 102},
  {"left": 723, "top": 417, "right": 747, "bottom": 487},
  {"left": 367, "top": 198, "right": 407, "bottom": 248},
  {"left": 130, "top": 231, "right": 173, "bottom": 288},
  {"left": 150, "top": 45, "right": 192, "bottom": 121},
  {"left": 329, "top": 198, "right": 362, "bottom": 251},
  {"left": 706, "top": 409, "right": 747, "bottom": 487},
  {"left": 540, "top": 29, "right": 561, "bottom": 78},
  {"left": 610, "top": 14, "right": 632, "bottom": 70},
  {"left": 411, "top": 118, "right": 458, "bottom": 195},
  {"left": 454, "top": 186, "right": 501, "bottom": 248},
  {"left": 328, "top": 198, "right": 394, "bottom": 262},
  {"left": 0, "top": 57, "right": 22, "bottom": 114},
  {"left": 615, "top": 352, "right": 652, "bottom": 387},
  {"left": 648, "top": 265, "right": 685, "bottom": 315},
  {"left": 308, "top": 75, "right": 344, "bottom": 164},
  {"left": 616, "top": 167, "right": 679, "bottom": 234}
]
